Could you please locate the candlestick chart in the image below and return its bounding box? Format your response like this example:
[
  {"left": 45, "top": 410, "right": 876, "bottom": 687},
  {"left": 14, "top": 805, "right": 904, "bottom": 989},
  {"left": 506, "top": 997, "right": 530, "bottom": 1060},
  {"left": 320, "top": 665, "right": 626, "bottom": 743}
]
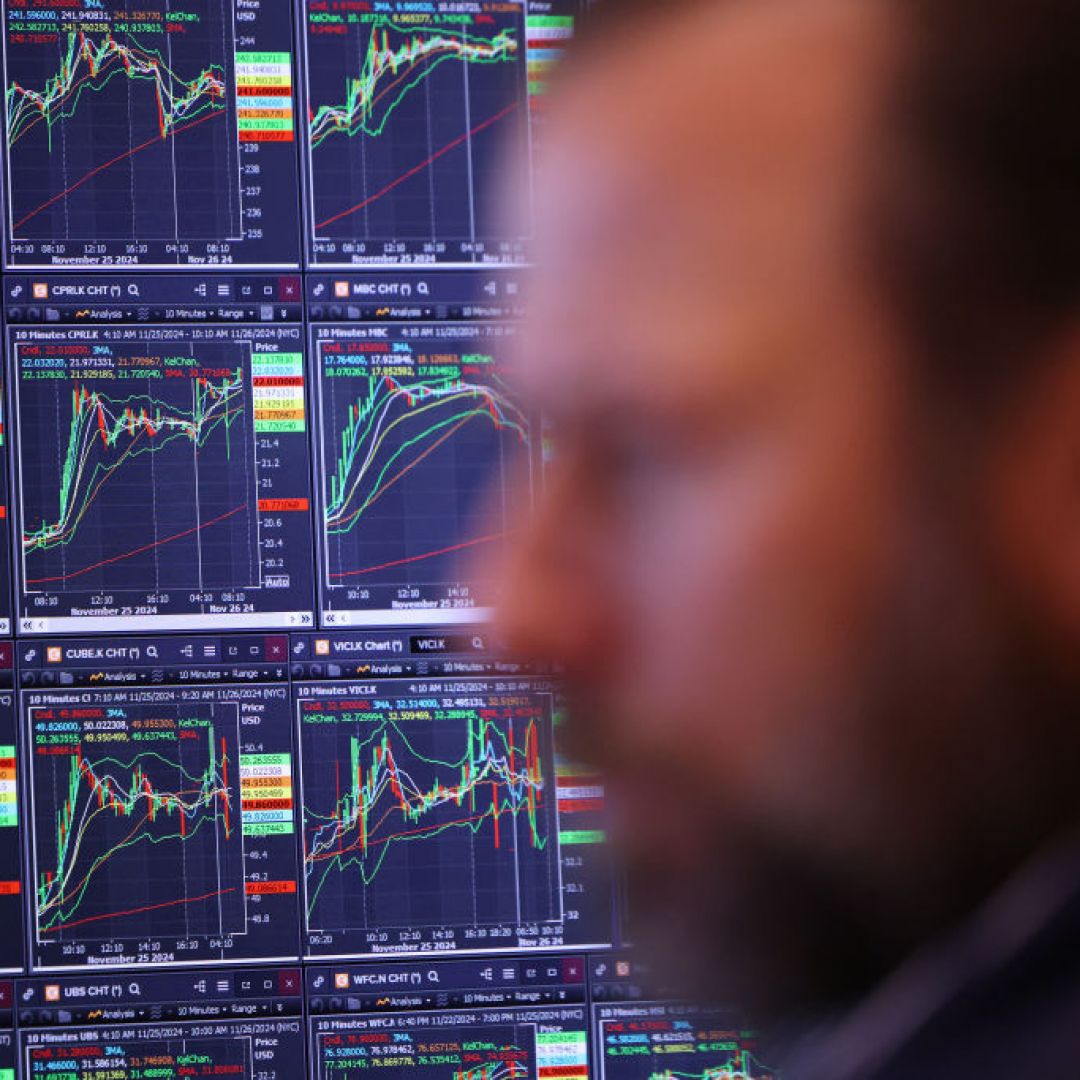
[
  {"left": 314, "top": 324, "right": 529, "bottom": 623},
  {"left": 299, "top": 685, "right": 561, "bottom": 952},
  {"left": 15, "top": 338, "right": 260, "bottom": 607},
  {"left": 28, "top": 702, "right": 246, "bottom": 949},
  {"left": 4, "top": 0, "right": 242, "bottom": 246},
  {"left": 303, "top": 1, "right": 530, "bottom": 265},
  {"left": 317, "top": 1024, "right": 535, "bottom": 1080}
]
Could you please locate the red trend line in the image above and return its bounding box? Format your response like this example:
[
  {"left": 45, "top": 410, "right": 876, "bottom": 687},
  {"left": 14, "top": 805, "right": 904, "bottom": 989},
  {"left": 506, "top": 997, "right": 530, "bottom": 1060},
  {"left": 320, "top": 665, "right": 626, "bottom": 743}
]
[
  {"left": 315, "top": 101, "right": 520, "bottom": 231},
  {"left": 27, "top": 503, "right": 248, "bottom": 585},
  {"left": 12, "top": 109, "right": 225, "bottom": 232},
  {"left": 41, "top": 886, "right": 236, "bottom": 933},
  {"left": 329, "top": 530, "right": 508, "bottom": 579}
]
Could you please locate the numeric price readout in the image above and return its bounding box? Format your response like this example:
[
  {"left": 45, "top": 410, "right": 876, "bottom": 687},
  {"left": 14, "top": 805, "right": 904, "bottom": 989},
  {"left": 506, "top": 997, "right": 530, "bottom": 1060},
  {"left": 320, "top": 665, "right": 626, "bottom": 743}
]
[
  {"left": 23, "top": 639, "right": 302, "bottom": 970},
  {"left": 297, "top": 661, "right": 614, "bottom": 959},
  {"left": 525, "top": 2, "right": 579, "bottom": 120},
  {"left": 312, "top": 320, "right": 530, "bottom": 627},
  {"left": 300, "top": 0, "right": 531, "bottom": 267},
  {"left": 3, "top": 0, "right": 302, "bottom": 268},
  {"left": 11, "top": 321, "right": 316, "bottom": 632}
]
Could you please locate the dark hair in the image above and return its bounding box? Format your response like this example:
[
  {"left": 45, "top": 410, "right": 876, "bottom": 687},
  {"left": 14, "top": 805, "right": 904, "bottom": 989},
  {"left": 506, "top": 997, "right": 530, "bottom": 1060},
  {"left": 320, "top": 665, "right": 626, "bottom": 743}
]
[
  {"left": 575, "top": 0, "right": 1080, "bottom": 394},
  {"left": 880, "top": 0, "right": 1080, "bottom": 392}
]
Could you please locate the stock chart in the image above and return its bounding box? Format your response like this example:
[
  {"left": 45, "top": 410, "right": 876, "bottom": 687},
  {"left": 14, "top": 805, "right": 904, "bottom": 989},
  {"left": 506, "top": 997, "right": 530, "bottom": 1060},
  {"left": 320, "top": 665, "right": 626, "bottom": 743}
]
[
  {"left": 312, "top": 321, "right": 529, "bottom": 625},
  {"left": 25, "top": 679, "right": 301, "bottom": 969},
  {"left": 10, "top": 325, "right": 315, "bottom": 632},
  {"left": 595, "top": 1007, "right": 777, "bottom": 1080},
  {"left": 301, "top": 0, "right": 530, "bottom": 267},
  {"left": 0, "top": 2, "right": 657, "bottom": 1068},
  {"left": 2, "top": 0, "right": 300, "bottom": 267},
  {"left": 297, "top": 672, "right": 611, "bottom": 959}
]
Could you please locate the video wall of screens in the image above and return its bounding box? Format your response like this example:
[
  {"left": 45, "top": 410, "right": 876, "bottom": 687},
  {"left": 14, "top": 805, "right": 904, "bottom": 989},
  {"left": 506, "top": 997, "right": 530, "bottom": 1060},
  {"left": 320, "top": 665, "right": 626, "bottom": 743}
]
[
  {"left": 0, "top": 4, "right": 764, "bottom": 1079},
  {"left": 2, "top": 271, "right": 532, "bottom": 632},
  {"left": 7, "top": 628, "right": 618, "bottom": 973},
  {"left": 0, "top": 627, "right": 782, "bottom": 1080},
  {"left": 0, "top": 0, "right": 584, "bottom": 270}
]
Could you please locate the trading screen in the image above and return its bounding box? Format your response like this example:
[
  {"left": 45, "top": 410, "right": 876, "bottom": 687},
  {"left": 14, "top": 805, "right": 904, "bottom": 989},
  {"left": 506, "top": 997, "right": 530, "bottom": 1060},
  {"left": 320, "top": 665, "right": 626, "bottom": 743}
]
[
  {"left": 4, "top": 0, "right": 300, "bottom": 267},
  {"left": 591, "top": 960, "right": 777, "bottom": 1080},
  {"left": 9, "top": 276, "right": 315, "bottom": 632},
  {"left": 0, "top": 1, "right": 769, "bottom": 1076},
  {"left": 300, "top": 0, "right": 531, "bottom": 267},
  {"left": 294, "top": 636, "right": 611, "bottom": 959},
  {"left": 308, "top": 283, "right": 530, "bottom": 626},
  {"left": 21, "top": 635, "right": 299, "bottom": 970}
]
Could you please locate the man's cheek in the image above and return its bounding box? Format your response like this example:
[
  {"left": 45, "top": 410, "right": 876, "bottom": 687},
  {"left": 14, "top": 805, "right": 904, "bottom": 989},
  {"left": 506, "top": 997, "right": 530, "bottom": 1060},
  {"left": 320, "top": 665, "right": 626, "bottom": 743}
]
[
  {"left": 606, "top": 768, "right": 721, "bottom": 865},
  {"left": 617, "top": 481, "right": 740, "bottom": 617}
]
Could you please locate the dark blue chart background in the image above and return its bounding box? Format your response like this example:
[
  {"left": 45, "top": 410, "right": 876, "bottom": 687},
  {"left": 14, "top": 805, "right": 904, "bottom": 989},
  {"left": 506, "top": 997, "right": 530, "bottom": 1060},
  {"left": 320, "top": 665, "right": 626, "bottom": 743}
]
[
  {"left": 313, "top": 321, "right": 529, "bottom": 626},
  {"left": 3, "top": 0, "right": 301, "bottom": 267},
  {"left": 25, "top": 676, "right": 303, "bottom": 971},
  {"left": 0, "top": 5, "right": 706, "bottom": 1075},
  {"left": 11, "top": 322, "right": 316, "bottom": 632},
  {"left": 302, "top": 0, "right": 531, "bottom": 266},
  {"left": 297, "top": 669, "right": 613, "bottom": 960}
]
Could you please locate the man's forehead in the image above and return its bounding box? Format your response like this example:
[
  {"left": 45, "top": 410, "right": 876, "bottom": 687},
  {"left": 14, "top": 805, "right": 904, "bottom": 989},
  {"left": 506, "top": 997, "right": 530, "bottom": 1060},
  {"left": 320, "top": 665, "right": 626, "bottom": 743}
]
[
  {"left": 520, "top": 283, "right": 832, "bottom": 428},
  {"left": 537, "top": 0, "right": 895, "bottom": 212},
  {"left": 522, "top": 0, "right": 898, "bottom": 416}
]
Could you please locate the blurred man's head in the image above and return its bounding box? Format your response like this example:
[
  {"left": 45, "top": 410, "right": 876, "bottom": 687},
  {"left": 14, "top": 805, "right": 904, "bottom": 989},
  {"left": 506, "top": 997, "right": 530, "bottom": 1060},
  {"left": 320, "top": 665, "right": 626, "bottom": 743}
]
[{"left": 498, "top": 0, "right": 1080, "bottom": 1022}]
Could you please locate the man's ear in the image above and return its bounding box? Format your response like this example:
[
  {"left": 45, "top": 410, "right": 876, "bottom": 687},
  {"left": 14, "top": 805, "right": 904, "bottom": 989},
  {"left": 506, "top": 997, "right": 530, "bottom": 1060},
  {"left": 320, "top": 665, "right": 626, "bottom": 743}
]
[{"left": 989, "top": 328, "right": 1080, "bottom": 667}]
